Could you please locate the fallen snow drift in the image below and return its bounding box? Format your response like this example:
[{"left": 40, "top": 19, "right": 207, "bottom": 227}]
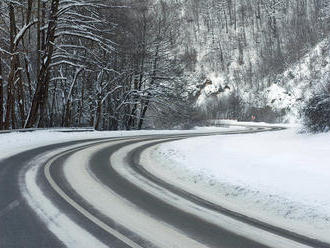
[{"left": 142, "top": 128, "right": 330, "bottom": 242}]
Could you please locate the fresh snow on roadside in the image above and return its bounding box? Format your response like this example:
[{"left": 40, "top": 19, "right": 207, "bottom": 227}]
[
  {"left": 0, "top": 126, "right": 242, "bottom": 161},
  {"left": 0, "top": 126, "right": 244, "bottom": 247},
  {"left": 142, "top": 126, "right": 330, "bottom": 242}
]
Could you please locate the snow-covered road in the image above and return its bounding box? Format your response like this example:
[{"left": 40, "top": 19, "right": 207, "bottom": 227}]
[{"left": 1, "top": 125, "right": 328, "bottom": 248}]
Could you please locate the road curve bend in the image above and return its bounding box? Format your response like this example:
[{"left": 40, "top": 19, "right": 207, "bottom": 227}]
[{"left": 1, "top": 126, "right": 329, "bottom": 248}]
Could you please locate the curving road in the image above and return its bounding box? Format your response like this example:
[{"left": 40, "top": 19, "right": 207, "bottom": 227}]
[{"left": 1, "top": 126, "right": 329, "bottom": 248}]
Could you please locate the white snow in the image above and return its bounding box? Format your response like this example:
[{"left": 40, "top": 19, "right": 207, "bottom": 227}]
[
  {"left": 142, "top": 126, "right": 330, "bottom": 242},
  {"left": 62, "top": 141, "right": 208, "bottom": 248},
  {"left": 20, "top": 148, "right": 108, "bottom": 248},
  {"left": 13, "top": 21, "right": 37, "bottom": 46},
  {"left": 208, "top": 119, "right": 297, "bottom": 128},
  {"left": 0, "top": 126, "right": 243, "bottom": 247},
  {"left": 194, "top": 38, "right": 330, "bottom": 124},
  {"left": 193, "top": 125, "right": 245, "bottom": 131},
  {"left": 110, "top": 139, "right": 310, "bottom": 248},
  {"left": 0, "top": 127, "right": 241, "bottom": 162},
  {"left": 2, "top": 125, "right": 329, "bottom": 245},
  {"left": 255, "top": 38, "right": 330, "bottom": 123}
]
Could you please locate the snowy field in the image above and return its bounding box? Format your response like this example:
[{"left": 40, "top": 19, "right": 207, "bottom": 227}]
[{"left": 142, "top": 127, "right": 330, "bottom": 242}]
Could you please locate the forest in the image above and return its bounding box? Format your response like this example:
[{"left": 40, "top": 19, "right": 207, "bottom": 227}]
[{"left": 0, "top": 0, "right": 329, "bottom": 130}]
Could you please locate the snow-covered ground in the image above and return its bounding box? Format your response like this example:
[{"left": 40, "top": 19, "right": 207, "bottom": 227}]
[
  {"left": 0, "top": 126, "right": 243, "bottom": 161},
  {"left": 3, "top": 123, "right": 329, "bottom": 244},
  {"left": 142, "top": 126, "right": 330, "bottom": 242},
  {"left": 0, "top": 125, "right": 245, "bottom": 248}
]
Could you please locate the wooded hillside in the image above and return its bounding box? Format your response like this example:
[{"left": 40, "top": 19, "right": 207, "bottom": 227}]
[{"left": 0, "top": 0, "right": 329, "bottom": 130}]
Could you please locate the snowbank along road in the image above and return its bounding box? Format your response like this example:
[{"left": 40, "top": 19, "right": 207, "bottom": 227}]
[{"left": 1, "top": 125, "right": 329, "bottom": 248}]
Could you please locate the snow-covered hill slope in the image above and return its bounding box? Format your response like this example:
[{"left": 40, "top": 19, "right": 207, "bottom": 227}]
[
  {"left": 256, "top": 38, "right": 330, "bottom": 123},
  {"left": 193, "top": 38, "right": 330, "bottom": 123}
]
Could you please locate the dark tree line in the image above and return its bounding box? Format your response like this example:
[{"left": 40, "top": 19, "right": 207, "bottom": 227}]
[{"left": 0, "top": 0, "right": 191, "bottom": 130}]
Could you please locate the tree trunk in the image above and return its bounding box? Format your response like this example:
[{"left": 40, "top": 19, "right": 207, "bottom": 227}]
[
  {"left": 78, "top": 80, "right": 85, "bottom": 126},
  {"left": 16, "top": 69, "right": 26, "bottom": 128},
  {"left": 0, "top": 55, "right": 3, "bottom": 130},
  {"left": 94, "top": 100, "right": 102, "bottom": 130},
  {"left": 238, "top": 38, "right": 244, "bottom": 65},
  {"left": 38, "top": 75, "right": 50, "bottom": 128},
  {"left": 25, "top": 0, "right": 60, "bottom": 128},
  {"left": 37, "top": 0, "right": 41, "bottom": 77},
  {"left": 5, "top": 4, "right": 18, "bottom": 129},
  {"left": 63, "top": 99, "right": 71, "bottom": 127},
  {"left": 49, "top": 82, "right": 57, "bottom": 126},
  {"left": 138, "top": 40, "right": 160, "bottom": 130},
  {"left": 127, "top": 75, "right": 139, "bottom": 129},
  {"left": 138, "top": 98, "right": 150, "bottom": 130},
  {"left": 63, "top": 68, "right": 83, "bottom": 127}
]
